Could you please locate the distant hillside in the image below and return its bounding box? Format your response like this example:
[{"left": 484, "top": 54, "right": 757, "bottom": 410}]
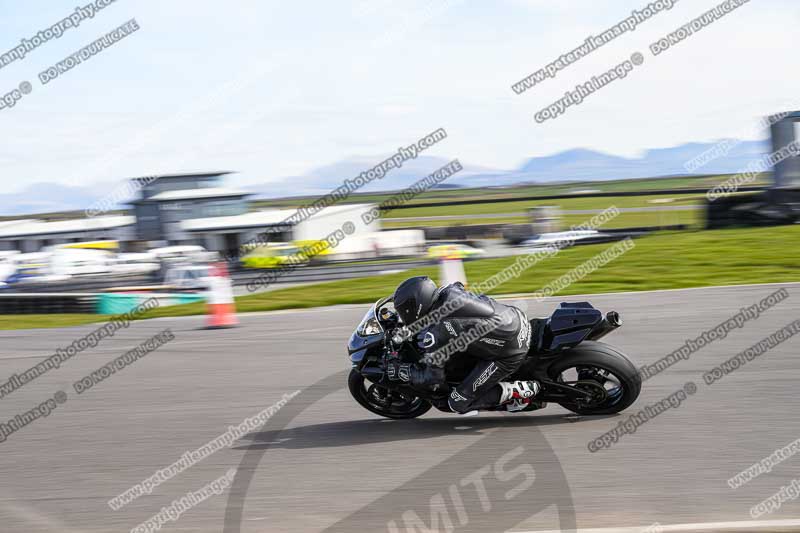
[
  {"left": 0, "top": 139, "right": 772, "bottom": 215},
  {"left": 255, "top": 139, "right": 769, "bottom": 197}
]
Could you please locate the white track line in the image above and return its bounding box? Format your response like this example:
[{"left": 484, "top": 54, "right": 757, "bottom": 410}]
[{"left": 514, "top": 517, "right": 800, "bottom": 533}]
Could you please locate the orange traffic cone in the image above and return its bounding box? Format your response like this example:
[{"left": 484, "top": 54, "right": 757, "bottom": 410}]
[{"left": 205, "top": 262, "right": 238, "bottom": 329}]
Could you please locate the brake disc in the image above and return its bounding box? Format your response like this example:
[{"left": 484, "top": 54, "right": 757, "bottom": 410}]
[{"left": 367, "top": 384, "right": 391, "bottom": 407}]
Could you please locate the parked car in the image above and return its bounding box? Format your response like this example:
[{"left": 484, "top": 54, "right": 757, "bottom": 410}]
[
  {"left": 110, "top": 253, "right": 160, "bottom": 275},
  {"left": 521, "top": 229, "right": 603, "bottom": 249},
  {"left": 241, "top": 243, "right": 306, "bottom": 269},
  {"left": 149, "top": 245, "right": 210, "bottom": 263},
  {"left": 5, "top": 252, "right": 51, "bottom": 283},
  {"left": 0, "top": 251, "right": 20, "bottom": 284},
  {"left": 426, "top": 243, "right": 486, "bottom": 260},
  {"left": 49, "top": 248, "right": 112, "bottom": 277},
  {"left": 163, "top": 264, "right": 212, "bottom": 290}
]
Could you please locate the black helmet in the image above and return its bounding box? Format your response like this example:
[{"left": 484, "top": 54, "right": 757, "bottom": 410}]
[{"left": 394, "top": 276, "right": 438, "bottom": 325}]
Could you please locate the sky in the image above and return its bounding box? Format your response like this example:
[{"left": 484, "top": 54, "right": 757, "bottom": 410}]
[{"left": 0, "top": 0, "right": 797, "bottom": 198}]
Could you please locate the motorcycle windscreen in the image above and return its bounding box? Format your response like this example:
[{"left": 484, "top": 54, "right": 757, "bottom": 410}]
[{"left": 348, "top": 304, "right": 384, "bottom": 366}]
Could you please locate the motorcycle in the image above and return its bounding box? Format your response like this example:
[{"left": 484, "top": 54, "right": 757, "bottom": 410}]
[{"left": 347, "top": 297, "right": 642, "bottom": 419}]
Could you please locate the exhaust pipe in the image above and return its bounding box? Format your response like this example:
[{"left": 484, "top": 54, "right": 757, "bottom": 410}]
[{"left": 587, "top": 311, "right": 622, "bottom": 341}]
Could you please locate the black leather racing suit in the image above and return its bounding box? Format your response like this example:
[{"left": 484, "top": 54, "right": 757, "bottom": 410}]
[{"left": 415, "top": 282, "right": 532, "bottom": 413}]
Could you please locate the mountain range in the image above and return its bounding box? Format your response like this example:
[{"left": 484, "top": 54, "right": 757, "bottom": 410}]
[
  {"left": 260, "top": 140, "right": 769, "bottom": 196},
  {"left": 0, "top": 139, "right": 771, "bottom": 215}
]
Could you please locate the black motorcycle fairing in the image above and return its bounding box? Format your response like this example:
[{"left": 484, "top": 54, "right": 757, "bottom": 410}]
[
  {"left": 349, "top": 342, "right": 382, "bottom": 367},
  {"left": 348, "top": 300, "right": 387, "bottom": 367}
]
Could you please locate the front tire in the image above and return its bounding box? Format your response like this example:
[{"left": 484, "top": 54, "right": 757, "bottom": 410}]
[
  {"left": 348, "top": 369, "right": 432, "bottom": 419},
  {"left": 547, "top": 341, "right": 641, "bottom": 415}
]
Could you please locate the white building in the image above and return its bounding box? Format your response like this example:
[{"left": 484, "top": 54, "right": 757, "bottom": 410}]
[
  {"left": 181, "top": 203, "right": 379, "bottom": 257},
  {"left": 0, "top": 205, "right": 384, "bottom": 258},
  {"left": 0, "top": 216, "right": 135, "bottom": 252},
  {"left": 0, "top": 172, "right": 387, "bottom": 257}
]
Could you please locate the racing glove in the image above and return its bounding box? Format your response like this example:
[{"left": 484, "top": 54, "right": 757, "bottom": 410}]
[{"left": 386, "top": 360, "right": 445, "bottom": 392}]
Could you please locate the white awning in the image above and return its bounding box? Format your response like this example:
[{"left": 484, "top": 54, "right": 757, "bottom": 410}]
[
  {"left": 0, "top": 216, "right": 135, "bottom": 238},
  {"left": 148, "top": 188, "right": 249, "bottom": 201}
]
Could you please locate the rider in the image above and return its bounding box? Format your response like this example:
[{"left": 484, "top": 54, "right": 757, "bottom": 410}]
[{"left": 386, "top": 276, "right": 541, "bottom": 413}]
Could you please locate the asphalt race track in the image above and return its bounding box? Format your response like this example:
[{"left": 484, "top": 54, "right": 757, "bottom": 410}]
[{"left": 1, "top": 283, "right": 799, "bottom": 532}]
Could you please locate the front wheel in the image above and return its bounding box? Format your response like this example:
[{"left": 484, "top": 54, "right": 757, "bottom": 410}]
[
  {"left": 348, "top": 369, "right": 432, "bottom": 419},
  {"left": 547, "top": 341, "right": 641, "bottom": 415}
]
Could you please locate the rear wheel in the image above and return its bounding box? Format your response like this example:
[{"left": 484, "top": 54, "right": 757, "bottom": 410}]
[
  {"left": 547, "top": 341, "right": 641, "bottom": 415},
  {"left": 348, "top": 370, "right": 432, "bottom": 419}
]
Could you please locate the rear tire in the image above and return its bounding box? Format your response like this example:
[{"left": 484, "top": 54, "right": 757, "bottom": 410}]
[
  {"left": 547, "top": 341, "right": 641, "bottom": 415},
  {"left": 348, "top": 370, "right": 432, "bottom": 419}
]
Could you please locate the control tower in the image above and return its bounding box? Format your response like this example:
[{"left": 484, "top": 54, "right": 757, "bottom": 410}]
[{"left": 707, "top": 111, "right": 800, "bottom": 228}]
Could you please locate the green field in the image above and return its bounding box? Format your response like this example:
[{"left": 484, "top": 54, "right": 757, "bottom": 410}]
[
  {"left": 560, "top": 210, "right": 701, "bottom": 229},
  {"left": 2, "top": 225, "right": 797, "bottom": 330},
  {"left": 251, "top": 173, "right": 768, "bottom": 210},
  {"left": 380, "top": 192, "right": 706, "bottom": 219},
  {"left": 382, "top": 216, "right": 530, "bottom": 228},
  {"left": 383, "top": 210, "right": 701, "bottom": 229},
  {"left": 2, "top": 173, "right": 767, "bottom": 224}
]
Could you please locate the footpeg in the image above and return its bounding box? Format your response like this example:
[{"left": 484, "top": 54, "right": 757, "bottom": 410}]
[{"left": 505, "top": 400, "right": 547, "bottom": 413}]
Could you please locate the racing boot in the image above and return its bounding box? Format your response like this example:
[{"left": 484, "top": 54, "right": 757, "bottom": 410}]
[{"left": 498, "top": 380, "right": 543, "bottom": 412}]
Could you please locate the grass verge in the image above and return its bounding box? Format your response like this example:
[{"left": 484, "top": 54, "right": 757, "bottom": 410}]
[
  {"left": 1, "top": 225, "right": 798, "bottom": 330},
  {"left": 0, "top": 313, "right": 115, "bottom": 330}
]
